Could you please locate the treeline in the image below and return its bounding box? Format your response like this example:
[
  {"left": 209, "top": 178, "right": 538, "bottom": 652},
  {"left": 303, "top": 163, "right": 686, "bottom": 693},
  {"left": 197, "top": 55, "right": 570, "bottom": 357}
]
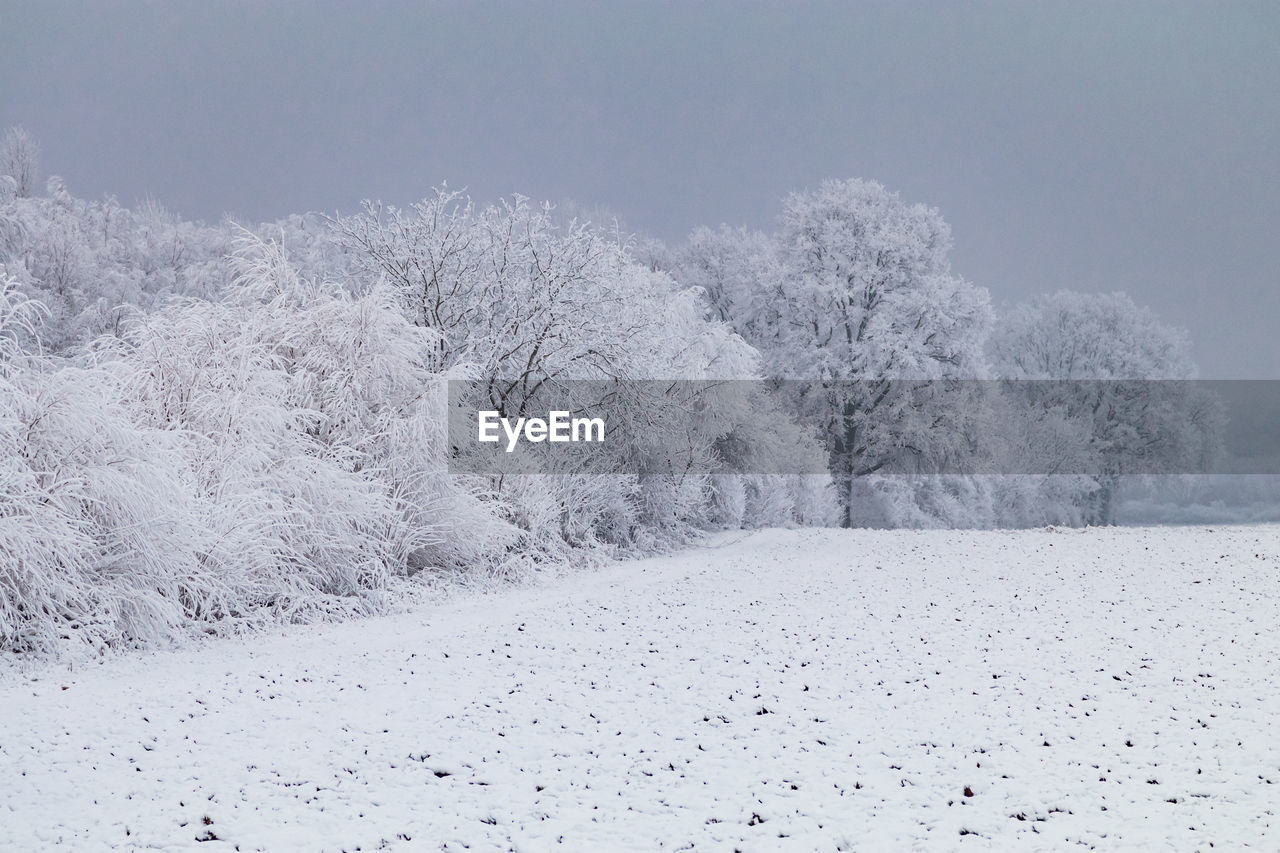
[
  {"left": 664, "top": 180, "right": 1221, "bottom": 527},
  {"left": 0, "top": 129, "right": 1217, "bottom": 654}
]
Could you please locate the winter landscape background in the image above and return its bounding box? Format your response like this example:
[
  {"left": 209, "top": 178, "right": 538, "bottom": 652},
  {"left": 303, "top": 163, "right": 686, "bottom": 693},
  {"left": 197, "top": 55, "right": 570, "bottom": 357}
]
[
  {"left": 2, "top": 2, "right": 1278, "bottom": 849},
  {"left": 1, "top": 129, "right": 1276, "bottom": 655}
]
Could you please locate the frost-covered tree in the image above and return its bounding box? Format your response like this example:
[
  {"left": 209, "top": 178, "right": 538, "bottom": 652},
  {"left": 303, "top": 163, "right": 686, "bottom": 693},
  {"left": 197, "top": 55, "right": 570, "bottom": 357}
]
[
  {"left": 991, "top": 290, "right": 1196, "bottom": 381},
  {"left": 335, "top": 190, "right": 645, "bottom": 393},
  {"left": 989, "top": 291, "right": 1223, "bottom": 524},
  {"left": 0, "top": 126, "right": 39, "bottom": 199},
  {"left": 0, "top": 185, "right": 233, "bottom": 351},
  {"left": 675, "top": 225, "right": 781, "bottom": 335},
  {"left": 679, "top": 179, "right": 993, "bottom": 526},
  {"left": 336, "top": 188, "right": 836, "bottom": 547},
  {"left": 772, "top": 180, "right": 990, "bottom": 379}
]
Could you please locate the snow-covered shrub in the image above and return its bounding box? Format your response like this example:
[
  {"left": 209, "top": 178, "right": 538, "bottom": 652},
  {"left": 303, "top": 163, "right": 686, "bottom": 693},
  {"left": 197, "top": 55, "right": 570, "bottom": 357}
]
[
  {"left": 986, "top": 475, "right": 1094, "bottom": 528},
  {"left": 844, "top": 475, "right": 986, "bottom": 529},
  {"left": 1, "top": 229, "right": 531, "bottom": 655},
  {"left": 0, "top": 282, "right": 95, "bottom": 652},
  {"left": 0, "top": 280, "right": 205, "bottom": 653},
  {"left": 706, "top": 389, "right": 840, "bottom": 530},
  {"left": 107, "top": 235, "right": 518, "bottom": 599}
]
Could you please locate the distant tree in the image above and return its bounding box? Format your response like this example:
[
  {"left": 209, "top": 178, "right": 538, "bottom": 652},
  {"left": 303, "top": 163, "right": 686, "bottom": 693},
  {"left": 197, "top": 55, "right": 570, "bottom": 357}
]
[
  {"left": 1, "top": 126, "right": 40, "bottom": 199},
  {"left": 675, "top": 224, "right": 781, "bottom": 335},
  {"left": 0, "top": 184, "right": 233, "bottom": 351},
  {"left": 991, "top": 290, "right": 1196, "bottom": 381},
  {"left": 989, "top": 291, "right": 1223, "bottom": 523}
]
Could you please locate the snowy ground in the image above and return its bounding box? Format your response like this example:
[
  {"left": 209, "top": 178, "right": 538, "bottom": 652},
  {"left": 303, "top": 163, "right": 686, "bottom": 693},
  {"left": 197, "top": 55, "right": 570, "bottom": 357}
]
[{"left": 2, "top": 526, "right": 1278, "bottom": 851}]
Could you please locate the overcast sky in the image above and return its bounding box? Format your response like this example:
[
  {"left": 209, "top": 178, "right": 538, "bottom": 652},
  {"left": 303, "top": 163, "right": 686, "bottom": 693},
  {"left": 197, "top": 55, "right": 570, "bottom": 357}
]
[{"left": 2, "top": 1, "right": 1277, "bottom": 376}]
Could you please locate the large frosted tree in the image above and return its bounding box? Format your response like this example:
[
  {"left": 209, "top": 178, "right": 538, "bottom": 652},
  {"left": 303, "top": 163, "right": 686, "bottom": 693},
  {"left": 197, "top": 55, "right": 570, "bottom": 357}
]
[{"left": 681, "top": 179, "right": 993, "bottom": 525}]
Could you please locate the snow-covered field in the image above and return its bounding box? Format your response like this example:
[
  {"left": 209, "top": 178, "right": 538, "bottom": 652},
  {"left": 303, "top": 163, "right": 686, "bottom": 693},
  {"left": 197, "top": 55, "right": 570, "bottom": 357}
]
[{"left": 2, "top": 526, "right": 1277, "bottom": 851}]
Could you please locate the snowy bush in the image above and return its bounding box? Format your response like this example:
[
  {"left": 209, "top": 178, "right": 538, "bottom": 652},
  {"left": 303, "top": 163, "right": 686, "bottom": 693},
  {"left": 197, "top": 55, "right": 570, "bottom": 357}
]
[
  {"left": 1, "top": 280, "right": 202, "bottom": 652},
  {"left": 1, "top": 236, "right": 526, "bottom": 654}
]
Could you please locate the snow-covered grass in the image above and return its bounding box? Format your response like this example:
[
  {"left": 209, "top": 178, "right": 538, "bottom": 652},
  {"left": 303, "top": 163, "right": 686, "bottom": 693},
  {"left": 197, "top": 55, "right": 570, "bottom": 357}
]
[{"left": 2, "top": 525, "right": 1277, "bottom": 850}]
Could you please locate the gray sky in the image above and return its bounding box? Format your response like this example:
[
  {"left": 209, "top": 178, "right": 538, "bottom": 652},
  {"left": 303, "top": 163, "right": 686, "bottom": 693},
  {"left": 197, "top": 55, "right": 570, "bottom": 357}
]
[{"left": 2, "top": 1, "right": 1277, "bottom": 376}]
